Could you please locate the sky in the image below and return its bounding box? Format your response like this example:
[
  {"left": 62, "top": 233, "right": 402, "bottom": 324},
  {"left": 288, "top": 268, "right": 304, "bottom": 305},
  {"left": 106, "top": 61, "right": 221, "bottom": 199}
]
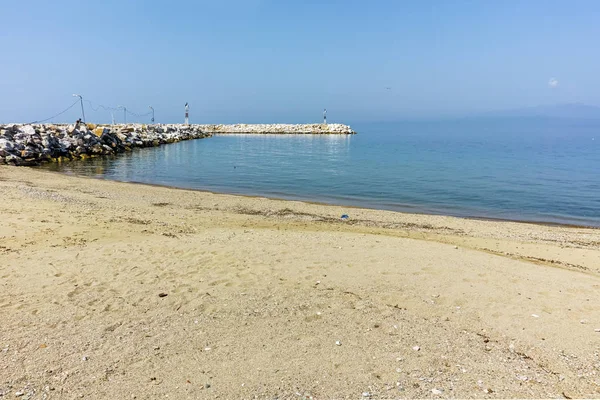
[{"left": 1, "top": 0, "right": 599, "bottom": 124}]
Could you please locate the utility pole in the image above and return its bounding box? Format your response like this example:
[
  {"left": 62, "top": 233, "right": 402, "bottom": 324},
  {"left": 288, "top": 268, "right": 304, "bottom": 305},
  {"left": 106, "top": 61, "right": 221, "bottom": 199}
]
[
  {"left": 323, "top": 108, "right": 327, "bottom": 124},
  {"left": 73, "top": 94, "right": 85, "bottom": 123},
  {"left": 149, "top": 106, "right": 154, "bottom": 123},
  {"left": 110, "top": 112, "right": 115, "bottom": 125},
  {"left": 184, "top": 103, "right": 189, "bottom": 125}
]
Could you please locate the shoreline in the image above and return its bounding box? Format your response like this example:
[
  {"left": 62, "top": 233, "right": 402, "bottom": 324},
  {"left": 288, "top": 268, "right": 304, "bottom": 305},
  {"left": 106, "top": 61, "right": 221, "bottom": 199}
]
[
  {"left": 38, "top": 166, "right": 600, "bottom": 230},
  {"left": 1, "top": 166, "right": 600, "bottom": 398},
  {"left": 6, "top": 165, "right": 600, "bottom": 276}
]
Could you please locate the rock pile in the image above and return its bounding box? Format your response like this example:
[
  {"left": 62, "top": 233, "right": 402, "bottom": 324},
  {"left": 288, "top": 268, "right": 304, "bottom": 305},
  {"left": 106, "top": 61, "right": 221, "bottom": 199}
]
[
  {"left": 199, "top": 123, "right": 356, "bottom": 135},
  {"left": 0, "top": 123, "right": 211, "bottom": 166},
  {"left": 0, "top": 122, "right": 356, "bottom": 166}
]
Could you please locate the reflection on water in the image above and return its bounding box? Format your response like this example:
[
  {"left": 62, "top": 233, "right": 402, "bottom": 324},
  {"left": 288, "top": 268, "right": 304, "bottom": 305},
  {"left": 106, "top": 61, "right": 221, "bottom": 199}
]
[{"left": 41, "top": 122, "right": 600, "bottom": 227}]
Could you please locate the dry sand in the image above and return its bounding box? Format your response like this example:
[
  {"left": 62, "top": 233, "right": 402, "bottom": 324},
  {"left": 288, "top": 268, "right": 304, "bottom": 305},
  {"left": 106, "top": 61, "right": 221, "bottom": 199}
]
[{"left": 1, "top": 166, "right": 599, "bottom": 399}]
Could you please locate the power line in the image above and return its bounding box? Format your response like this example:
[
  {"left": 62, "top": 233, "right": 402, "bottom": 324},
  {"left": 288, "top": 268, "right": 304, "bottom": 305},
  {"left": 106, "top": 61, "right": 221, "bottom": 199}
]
[
  {"left": 84, "top": 99, "right": 120, "bottom": 112},
  {"left": 125, "top": 108, "right": 153, "bottom": 118},
  {"left": 27, "top": 97, "right": 156, "bottom": 125},
  {"left": 27, "top": 100, "right": 81, "bottom": 124},
  {"left": 85, "top": 99, "right": 152, "bottom": 119}
]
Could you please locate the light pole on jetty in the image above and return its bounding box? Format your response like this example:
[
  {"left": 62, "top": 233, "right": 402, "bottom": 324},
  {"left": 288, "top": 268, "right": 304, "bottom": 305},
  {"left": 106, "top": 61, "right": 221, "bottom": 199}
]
[
  {"left": 149, "top": 106, "right": 154, "bottom": 123},
  {"left": 184, "top": 103, "right": 189, "bottom": 125},
  {"left": 323, "top": 108, "right": 327, "bottom": 124},
  {"left": 72, "top": 94, "right": 85, "bottom": 123}
]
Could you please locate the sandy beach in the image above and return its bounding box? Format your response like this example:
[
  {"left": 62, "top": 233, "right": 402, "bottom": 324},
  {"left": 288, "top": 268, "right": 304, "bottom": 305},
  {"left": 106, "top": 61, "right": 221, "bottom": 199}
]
[{"left": 1, "top": 165, "right": 599, "bottom": 399}]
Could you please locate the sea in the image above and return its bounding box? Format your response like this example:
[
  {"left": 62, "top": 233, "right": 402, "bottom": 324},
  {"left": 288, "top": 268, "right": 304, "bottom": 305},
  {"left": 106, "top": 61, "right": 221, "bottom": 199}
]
[{"left": 43, "top": 118, "right": 600, "bottom": 227}]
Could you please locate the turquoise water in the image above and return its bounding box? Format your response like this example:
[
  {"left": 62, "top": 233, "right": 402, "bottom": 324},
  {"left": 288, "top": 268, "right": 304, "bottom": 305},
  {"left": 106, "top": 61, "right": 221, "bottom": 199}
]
[{"left": 44, "top": 118, "right": 600, "bottom": 227}]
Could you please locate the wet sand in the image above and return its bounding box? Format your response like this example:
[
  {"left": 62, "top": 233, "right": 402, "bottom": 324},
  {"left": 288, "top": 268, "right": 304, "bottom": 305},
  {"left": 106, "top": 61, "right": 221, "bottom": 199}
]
[{"left": 1, "top": 166, "right": 599, "bottom": 399}]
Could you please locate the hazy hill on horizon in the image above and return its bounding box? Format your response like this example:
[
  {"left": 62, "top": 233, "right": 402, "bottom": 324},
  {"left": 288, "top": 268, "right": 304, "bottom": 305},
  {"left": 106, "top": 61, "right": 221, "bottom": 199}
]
[{"left": 479, "top": 103, "right": 600, "bottom": 119}]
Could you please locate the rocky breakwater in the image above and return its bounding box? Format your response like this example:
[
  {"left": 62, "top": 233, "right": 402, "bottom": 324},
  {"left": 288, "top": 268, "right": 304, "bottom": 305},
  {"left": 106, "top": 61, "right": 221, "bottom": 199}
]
[
  {"left": 0, "top": 123, "right": 211, "bottom": 166},
  {"left": 199, "top": 123, "right": 356, "bottom": 135}
]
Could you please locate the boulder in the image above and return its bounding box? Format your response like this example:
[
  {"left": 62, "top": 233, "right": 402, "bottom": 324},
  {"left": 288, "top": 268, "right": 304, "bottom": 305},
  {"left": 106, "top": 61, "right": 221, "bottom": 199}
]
[
  {"left": 6, "top": 154, "right": 23, "bottom": 165},
  {"left": 0, "top": 139, "right": 14, "bottom": 151},
  {"left": 21, "top": 148, "right": 36, "bottom": 158},
  {"left": 94, "top": 127, "right": 108, "bottom": 137},
  {"left": 21, "top": 125, "right": 35, "bottom": 136}
]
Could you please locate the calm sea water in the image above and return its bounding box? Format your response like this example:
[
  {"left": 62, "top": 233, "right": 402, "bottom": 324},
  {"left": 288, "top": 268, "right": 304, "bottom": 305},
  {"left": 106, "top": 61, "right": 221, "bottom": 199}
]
[{"left": 44, "top": 118, "right": 600, "bottom": 227}]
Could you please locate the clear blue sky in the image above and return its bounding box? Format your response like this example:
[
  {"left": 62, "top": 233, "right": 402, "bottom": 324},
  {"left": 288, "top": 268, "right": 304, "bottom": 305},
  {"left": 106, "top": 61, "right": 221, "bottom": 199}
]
[{"left": 1, "top": 0, "right": 599, "bottom": 124}]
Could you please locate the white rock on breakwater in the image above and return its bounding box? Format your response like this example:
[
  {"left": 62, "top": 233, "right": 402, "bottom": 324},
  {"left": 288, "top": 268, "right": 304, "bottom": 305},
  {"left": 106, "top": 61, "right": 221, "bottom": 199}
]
[
  {"left": 0, "top": 123, "right": 211, "bottom": 166},
  {"left": 198, "top": 123, "right": 356, "bottom": 135}
]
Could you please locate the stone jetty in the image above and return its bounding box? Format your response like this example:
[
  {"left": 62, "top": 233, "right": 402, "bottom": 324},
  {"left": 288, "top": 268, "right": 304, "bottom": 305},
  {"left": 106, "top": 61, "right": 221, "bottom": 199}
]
[
  {"left": 0, "top": 123, "right": 210, "bottom": 166},
  {"left": 0, "top": 123, "right": 355, "bottom": 166},
  {"left": 198, "top": 123, "right": 356, "bottom": 135}
]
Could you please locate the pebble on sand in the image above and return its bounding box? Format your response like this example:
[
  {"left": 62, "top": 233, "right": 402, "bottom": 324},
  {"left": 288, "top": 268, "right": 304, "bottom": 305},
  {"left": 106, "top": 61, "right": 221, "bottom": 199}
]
[
  {"left": 335, "top": 341, "right": 342, "bottom": 346},
  {"left": 431, "top": 388, "right": 443, "bottom": 395},
  {"left": 413, "top": 346, "right": 420, "bottom": 351}
]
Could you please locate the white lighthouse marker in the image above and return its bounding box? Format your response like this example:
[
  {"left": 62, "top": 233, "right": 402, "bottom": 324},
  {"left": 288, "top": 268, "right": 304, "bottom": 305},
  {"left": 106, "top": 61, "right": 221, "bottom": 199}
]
[
  {"left": 323, "top": 108, "right": 327, "bottom": 125},
  {"left": 185, "top": 102, "right": 189, "bottom": 125}
]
